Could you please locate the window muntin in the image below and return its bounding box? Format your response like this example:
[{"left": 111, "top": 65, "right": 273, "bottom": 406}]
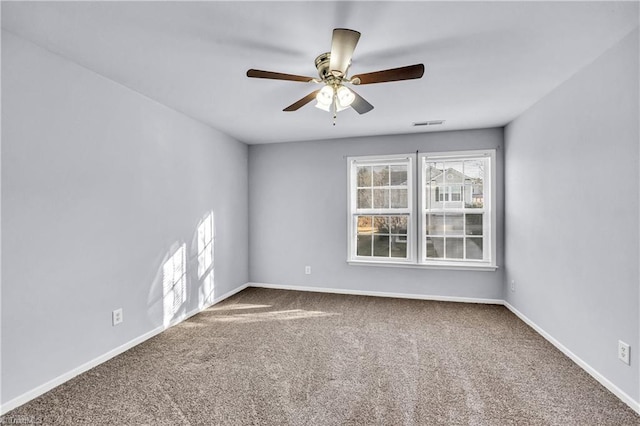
[{"left": 348, "top": 150, "right": 495, "bottom": 269}]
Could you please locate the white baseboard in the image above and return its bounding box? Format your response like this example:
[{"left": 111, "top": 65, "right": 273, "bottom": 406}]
[
  {"left": 247, "top": 282, "right": 503, "bottom": 305},
  {"left": 503, "top": 301, "right": 640, "bottom": 415},
  {"left": 0, "top": 282, "right": 249, "bottom": 415},
  {"left": 0, "top": 325, "right": 164, "bottom": 415}
]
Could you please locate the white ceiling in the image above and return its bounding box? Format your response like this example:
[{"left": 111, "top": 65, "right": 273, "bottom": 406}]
[{"left": 2, "top": 1, "right": 638, "bottom": 144}]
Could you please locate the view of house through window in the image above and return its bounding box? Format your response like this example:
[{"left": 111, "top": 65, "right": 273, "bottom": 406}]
[
  {"left": 423, "top": 156, "right": 488, "bottom": 262},
  {"left": 348, "top": 150, "right": 495, "bottom": 269}
]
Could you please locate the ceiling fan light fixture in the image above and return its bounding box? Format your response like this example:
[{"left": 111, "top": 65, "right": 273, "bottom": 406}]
[
  {"left": 315, "top": 84, "right": 335, "bottom": 112},
  {"left": 315, "top": 101, "right": 332, "bottom": 112},
  {"left": 316, "top": 85, "right": 334, "bottom": 105},
  {"left": 336, "top": 85, "right": 355, "bottom": 108},
  {"left": 335, "top": 101, "right": 349, "bottom": 112}
]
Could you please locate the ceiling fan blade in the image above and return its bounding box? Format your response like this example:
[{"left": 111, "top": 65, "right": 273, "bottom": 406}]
[
  {"left": 247, "top": 69, "right": 315, "bottom": 83},
  {"left": 349, "top": 89, "right": 374, "bottom": 114},
  {"left": 351, "top": 64, "right": 425, "bottom": 85},
  {"left": 329, "top": 28, "right": 361, "bottom": 76},
  {"left": 283, "top": 90, "right": 321, "bottom": 111}
]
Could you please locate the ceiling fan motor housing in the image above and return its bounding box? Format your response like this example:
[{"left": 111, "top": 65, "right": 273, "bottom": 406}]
[{"left": 315, "top": 52, "right": 335, "bottom": 82}]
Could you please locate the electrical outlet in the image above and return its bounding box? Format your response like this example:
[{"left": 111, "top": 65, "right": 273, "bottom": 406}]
[
  {"left": 112, "top": 308, "right": 123, "bottom": 326},
  {"left": 618, "top": 340, "right": 630, "bottom": 365},
  {"left": 305, "top": 266, "right": 311, "bottom": 275},
  {"left": 510, "top": 280, "right": 515, "bottom": 292}
]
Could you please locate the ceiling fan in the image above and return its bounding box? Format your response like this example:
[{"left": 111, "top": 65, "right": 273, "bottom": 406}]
[{"left": 246, "top": 28, "right": 424, "bottom": 121}]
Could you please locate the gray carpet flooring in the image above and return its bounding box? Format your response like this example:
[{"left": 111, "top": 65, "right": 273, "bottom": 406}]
[{"left": 3, "top": 287, "right": 639, "bottom": 425}]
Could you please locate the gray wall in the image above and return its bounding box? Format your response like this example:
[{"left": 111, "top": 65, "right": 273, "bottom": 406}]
[
  {"left": 249, "top": 128, "right": 504, "bottom": 300},
  {"left": 1, "top": 32, "right": 249, "bottom": 404},
  {"left": 504, "top": 29, "right": 639, "bottom": 400}
]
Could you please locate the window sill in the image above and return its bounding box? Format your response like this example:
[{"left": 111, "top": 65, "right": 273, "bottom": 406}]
[{"left": 347, "top": 260, "right": 499, "bottom": 271}]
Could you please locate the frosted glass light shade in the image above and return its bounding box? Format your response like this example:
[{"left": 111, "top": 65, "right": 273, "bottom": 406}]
[
  {"left": 316, "top": 85, "right": 334, "bottom": 105},
  {"left": 315, "top": 85, "right": 334, "bottom": 111},
  {"left": 336, "top": 85, "right": 355, "bottom": 108}
]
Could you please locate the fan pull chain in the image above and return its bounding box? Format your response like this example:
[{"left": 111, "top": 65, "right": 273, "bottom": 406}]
[{"left": 333, "top": 98, "right": 337, "bottom": 126}]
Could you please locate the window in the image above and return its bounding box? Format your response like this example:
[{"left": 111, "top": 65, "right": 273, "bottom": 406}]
[
  {"left": 348, "top": 155, "right": 414, "bottom": 263},
  {"left": 422, "top": 152, "right": 493, "bottom": 265},
  {"left": 348, "top": 150, "right": 496, "bottom": 270}
]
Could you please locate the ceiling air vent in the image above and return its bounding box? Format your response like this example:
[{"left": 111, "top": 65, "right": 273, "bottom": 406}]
[{"left": 413, "top": 120, "right": 445, "bottom": 127}]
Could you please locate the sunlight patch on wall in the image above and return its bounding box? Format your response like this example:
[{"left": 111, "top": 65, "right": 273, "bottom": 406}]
[
  {"left": 198, "top": 270, "right": 214, "bottom": 310},
  {"left": 163, "top": 243, "right": 186, "bottom": 327},
  {"left": 197, "top": 211, "right": 215, "bottom": 310},
  {"left": 197, "top": 211, "right": 214, "bottom": 279}
]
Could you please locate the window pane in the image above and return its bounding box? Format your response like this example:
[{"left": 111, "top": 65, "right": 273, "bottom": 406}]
[
  {"left": 466, "top": 237, "right": 483, "bottom": 260},
  {"left": 357, "top": 235, "right": 372, "bottom": 256},
  {"left": 357, "top": 216, "right": 373, "bottom": 233},
  {"left": 464, "top": 160, "right": 485, "bottom": 208},
  {"left": 372, "top": 166, "right": 389, "bottom": 186},
  {"left": 446, "top": 237, "right": 464, "bottom": 259},
  {"left": 357, "top": 166, "right": 371, "bottom": 187},
  {"left": 373, "top": 216, "right": 389, "bottom": 234},
  {"left": 466, "top": 214, "right": 483, "bottom": 235},
  {"left": 390, "top": 165, "right": 408, "bottom": 186},
  {"left": 433, "top": 162, "right": 445, "bottom": 178},
  {"left": 444, "top": 162, "right": 464, "bottom": 184},
  {"left": 373, "top": 235, "right": 390, "bottom": 257},
  {"left": 426, "top": 214, "right": 445, "bottom": 235},
  {"left": 426, "top": 237, "right": 444, "bottom": 258},
  {"left": 469, "top": 184, "right": 484, "bottom": 208},
  {"left": 390, "top": 188, "right": 408, "bottom": 208},
  {"left": 357, "top": 189, "right": 372, "bottom": 209},
  {"left": 446, "top": 213, "right": 464, "bottom": 235},
  {"left": 390, "top": 216, "right": 408, "bottom": 234},
  {"left": 464, "top": 160, "right": 484, "bottom": 179},
  {"left": 390, "top": 236, "right": 407, "bottom": 258},
  {"left": 373, "top": 188, "right": 389, "bottom": 208}
]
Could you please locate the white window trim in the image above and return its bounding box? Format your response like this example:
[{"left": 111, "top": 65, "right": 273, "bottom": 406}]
[
  {"left": 347, "top": 150, "right": 498, "bottom": 271},
  {"left": 347, "top": 154, "right": 417, "bottom": 264}
]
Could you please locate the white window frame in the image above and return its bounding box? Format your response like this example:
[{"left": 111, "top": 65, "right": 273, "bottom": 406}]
[
  {"left": 347, "top": 154, "right": 416, "bottom": 265},
  {"left": 347, "top": 150, "right": 497, "bottom": 271},
  {"left": 419, "top": 150, "right": 496, "bottom": 270}
]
